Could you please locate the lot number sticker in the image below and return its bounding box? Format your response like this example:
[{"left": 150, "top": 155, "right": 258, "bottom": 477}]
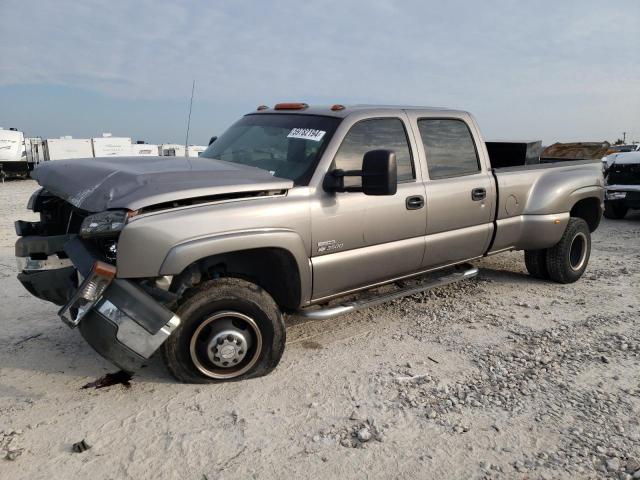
[{"left": 287, "top": 128, "right": 326, "bottom": 142}]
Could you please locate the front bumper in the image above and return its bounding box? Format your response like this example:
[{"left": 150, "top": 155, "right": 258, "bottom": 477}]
[
  {"left": 606, "top": 186, "right": 640, "bottom": 209},
  {"left": 15, "top": 233, "right": 180, "bottom": 371}
]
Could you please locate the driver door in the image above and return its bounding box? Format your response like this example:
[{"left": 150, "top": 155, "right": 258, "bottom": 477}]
[{"left": 310, "top": 115, "right": 427, "bottom": 300}]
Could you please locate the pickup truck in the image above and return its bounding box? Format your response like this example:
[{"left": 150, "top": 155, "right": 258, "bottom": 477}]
[{"left": 15, "top": 104, "right": 604, "bottom": 383}]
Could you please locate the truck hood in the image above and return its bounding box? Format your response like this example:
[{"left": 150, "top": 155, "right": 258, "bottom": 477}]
[
  {"left": 32, "top": 156, "right": 293, "bottom": 212},
  {"left": 604, "top": 152, "right": 640, "bottom": 168}
]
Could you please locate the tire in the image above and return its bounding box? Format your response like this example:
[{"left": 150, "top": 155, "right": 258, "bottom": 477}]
[
  {"left": 604, "top": 202, "right": 628, "bottom": 219},
  {"left": 545, "top": 217, "right": 591, "bottom": 284},
  {"left": 524, "top": 249, "right": 549, "bottom": 279},
  {"left": 161, "top": 277, "right": 286, "bottom": 383}
]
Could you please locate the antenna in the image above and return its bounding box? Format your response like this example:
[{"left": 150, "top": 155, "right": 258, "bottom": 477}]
[{"left": 184, "top": 80, "right": 196, "bottom": 155}]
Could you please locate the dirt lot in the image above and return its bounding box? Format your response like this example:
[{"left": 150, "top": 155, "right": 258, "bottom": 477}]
[{"left": 1, "top": 179, "right": 639, "bottom": 479}]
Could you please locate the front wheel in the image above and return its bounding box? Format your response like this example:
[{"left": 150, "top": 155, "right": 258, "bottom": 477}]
[
  {"left": 545, "top": 217, "right": 591, "bottom": 284},
  {"left": 161, "top": 277, "right": 286, "bottom": 383}
]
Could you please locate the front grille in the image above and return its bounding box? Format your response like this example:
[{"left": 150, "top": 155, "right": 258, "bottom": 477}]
[
  {"left": 607, "top": 164, "right": 640, "bottom": 186},
  {"left": 36, "top": 191, "right": 89, "bottom": 235}
]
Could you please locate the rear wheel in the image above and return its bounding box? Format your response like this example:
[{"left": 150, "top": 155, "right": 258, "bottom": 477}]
[
  {"left": 524, "top": 250, "right": 549, "bottom": 279},
  {"left": 545, "top": 217, "right": 591, "bottom": 284},
  {"left": 162, "top": 277, "right": 286, "bottom": 383},
  {"left": 604, "top": 202, "right": 628, "bottom": 219}
]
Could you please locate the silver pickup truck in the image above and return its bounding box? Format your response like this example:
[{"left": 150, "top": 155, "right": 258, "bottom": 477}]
[{"left": 15, "top": 104, "right": 604, "bottom": 383}]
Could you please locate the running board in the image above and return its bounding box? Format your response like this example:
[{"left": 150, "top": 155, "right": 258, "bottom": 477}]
[{"left": 297, "top": 263, "right": 479, "bottom": 320}]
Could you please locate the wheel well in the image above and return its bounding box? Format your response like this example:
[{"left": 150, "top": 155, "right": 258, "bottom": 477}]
[
  {"left": 171, "top": 248, "right": 302, "bottom": 311},
  {"left": 570, "top": 197, "right": 601, "bottom": 232}
]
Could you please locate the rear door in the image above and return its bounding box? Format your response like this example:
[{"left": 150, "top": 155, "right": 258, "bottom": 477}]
[
  {"left": 310, "top": 114, "right": 427, "bottom": 299},
  {"left": 406, "top": 112, "right": 495, "bottom": 268}
]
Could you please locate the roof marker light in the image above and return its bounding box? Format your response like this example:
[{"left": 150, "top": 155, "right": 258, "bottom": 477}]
[
  {"left": 256, "top": 105, "right": 269, "bottom": 111},
  {"left": 274, "top": 103, "right": 308, "bottom": 110},
  {"left": 330, "top": 104, "right": 345, "bottom": 111}
]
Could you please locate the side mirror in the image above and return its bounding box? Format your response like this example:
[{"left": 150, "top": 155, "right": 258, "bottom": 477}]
[
  {"left": 323, "top": 149, "right": 397, "bottom": 196},
  {"left": 208, "top": 136, "right": 218, "bottom": 146},
  {"left": 361, "top": 149, "right": 397, "bottom": 195}
]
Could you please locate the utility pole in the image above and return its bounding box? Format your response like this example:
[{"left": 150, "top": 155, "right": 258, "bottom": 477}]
[{"left": 623, "top": 132, "right": 626, "bottom": 143}]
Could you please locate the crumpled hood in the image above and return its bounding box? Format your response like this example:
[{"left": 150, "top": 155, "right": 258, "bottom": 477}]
[{"left": 32, "top": 156, "right": 293, "bottom": 212}]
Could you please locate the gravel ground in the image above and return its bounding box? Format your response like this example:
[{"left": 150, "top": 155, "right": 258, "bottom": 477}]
[{"left": 1, "top": 179, "right": 639, "bottom": 479}]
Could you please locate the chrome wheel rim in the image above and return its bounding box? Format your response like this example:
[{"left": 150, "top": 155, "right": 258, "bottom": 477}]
[
  {"left": 569, "top": 232, "right": 588, "bottom": 271},
  {"left": 189, "top": 311, "right": 262, "bottom": 379}
]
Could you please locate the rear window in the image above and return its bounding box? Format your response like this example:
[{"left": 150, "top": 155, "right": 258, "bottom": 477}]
[{"left": 418, "top": 119, "right": 480, "bottom": 179}]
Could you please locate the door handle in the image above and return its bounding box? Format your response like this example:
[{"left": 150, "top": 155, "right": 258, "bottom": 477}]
[
  {"left": 471, "top": 188, "right": 486, "bottom": 201},
  {"left": 406, "top": 195, "right": 425, "bottom": 210}
]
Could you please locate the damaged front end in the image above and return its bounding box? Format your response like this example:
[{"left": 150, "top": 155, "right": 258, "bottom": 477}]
[
  {"left": 15, "top": 189, "right": 180, "bottom": 372},
  {"left": 604, "top": 154, "right": 640, "bottom": 209}
]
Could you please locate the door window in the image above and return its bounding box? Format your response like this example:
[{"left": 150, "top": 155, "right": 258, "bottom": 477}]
[
  {"left": 418, "top": 119, "right": 480, "bottom": 179},
  {"left": 334, "top": 118, "right": 414, "bottom": 187}
]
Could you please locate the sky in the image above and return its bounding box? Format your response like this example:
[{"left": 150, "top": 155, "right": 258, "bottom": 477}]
[{"left": 1, "top": 0, "right": 639, "bottom": 145}]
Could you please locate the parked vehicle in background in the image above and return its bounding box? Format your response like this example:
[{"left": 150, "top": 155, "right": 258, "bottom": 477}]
[
  {"left": 15, "top": 104, "right": 604, "bottom": 383},
  {"left": 602, "top": 151, "right": 640, "bottom": 219},
  {"left": 44, "top": 137, "right": 93, "bottom": 160},
  {"left": 0, "top": 128, "right": 30, "bottom": 178},
  {"left": 131, "top": 143, "right": 159, "bottom": 156},
  {"left": 186, "top": 145, "right": 207, "bottom": 157},
  {"left": 91, "top": 134, "right": 132, "bottom": 157},
  {"left": 608, "top": 144, "right": 640, "bottom": 153},
  {"left": 159, "top": 143, "right": 186, "bottom": 156}
]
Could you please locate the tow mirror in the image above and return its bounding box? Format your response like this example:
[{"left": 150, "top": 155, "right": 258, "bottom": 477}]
[
  {"left": 361, "top": 150, "right": 397, "bottom": 195},
  {"left": 208, "top": 136, "right": 217, "bottom": 146},
  {"left": 323, "top": 149, "right": 397, "bottom": 196}
]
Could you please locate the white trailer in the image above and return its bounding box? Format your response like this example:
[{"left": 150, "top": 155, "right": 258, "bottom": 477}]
[
  {"left": 186, "top": 145, "right": 207, "bottom": 157},
  {"left": 0, "top": 128, "right": 29, "bottom": 178},
  {"left": 131, "top": 143, "right": 159, "bottom": 156},
  {"left": 92, "top": 134, "right": 132, "bottom": 157},
  {"left": 159, "top": 143, "right": 186, "bottom": 157},
  {"left": 44, "top": 137, "right": 93, "bottom": 160}
]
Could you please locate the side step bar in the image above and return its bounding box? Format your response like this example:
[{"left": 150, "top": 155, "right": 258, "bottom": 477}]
[{"left": 297, "top": 263, "right": 479, "bottom": 320}]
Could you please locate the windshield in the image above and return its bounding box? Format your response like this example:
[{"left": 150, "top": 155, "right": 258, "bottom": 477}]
[{"left": 201, "top": 113, "right": 341, "bottom": 185}]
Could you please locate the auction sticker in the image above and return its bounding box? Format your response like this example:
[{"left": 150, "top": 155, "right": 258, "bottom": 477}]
[{"left": 287, "top": 128, "right": 326, "bottom": 142}]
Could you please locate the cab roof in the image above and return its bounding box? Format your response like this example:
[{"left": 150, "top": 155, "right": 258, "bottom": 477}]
[{"left": 249, "top": 104, "right": 468, "bottom": 119}]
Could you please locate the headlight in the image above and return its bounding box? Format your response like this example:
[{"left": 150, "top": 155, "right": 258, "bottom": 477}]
[
  {"left": 606, "top": 191, "right": 626, "bottom": 200},
  {"left": 80, "top": 210, "right": 129, "bottom": 238}
]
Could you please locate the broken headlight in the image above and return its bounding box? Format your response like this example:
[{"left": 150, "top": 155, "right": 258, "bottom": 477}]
[{"left": 80, "top": 210, "right": 129, "bottom": 238}]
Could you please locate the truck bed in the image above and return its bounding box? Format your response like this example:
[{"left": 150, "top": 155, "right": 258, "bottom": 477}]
[{"left": 488, "top": 159, "right": 604, "bottom": 254}]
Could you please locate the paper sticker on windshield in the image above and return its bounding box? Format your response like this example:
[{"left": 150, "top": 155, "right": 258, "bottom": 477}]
[{"left": 287, "top": 128, "right": 326, "bottom": 142}]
